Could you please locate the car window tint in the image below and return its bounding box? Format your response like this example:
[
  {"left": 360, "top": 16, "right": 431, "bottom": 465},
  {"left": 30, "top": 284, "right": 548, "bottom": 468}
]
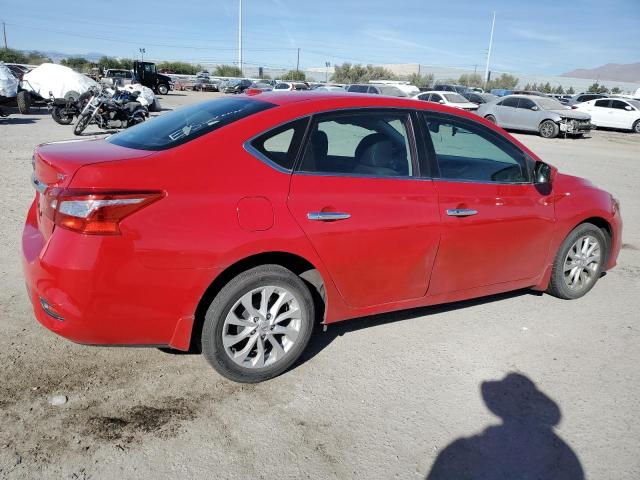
[
  {"left": 594, "top": 100, "right": 610, "bottom": 108},
  {"left": 422, "top": 114, "right": 529, "bottom": 183},
  {"left": 501, "top": 97, "right": 519, "bottom": 108},
  {"left": 611, "top": 100, "right": 629, "bottom": 110},
  {"left": 298, "top": 112, "right": 413, "bottom": 177},
  {"left": 518, "top": 98, "right": 536, "bottom": 109},
  {"left": 250, "top": 118, "right": 308, "bottom": 171},
  {"left": 275, "top": 83, "right": 288, "bottom": 89},
  {"left": 430, "top": 94, "right": 443, "bottom": 102},
  {"left": 108, "top": 97, "right": 274, "bottom": 151}
]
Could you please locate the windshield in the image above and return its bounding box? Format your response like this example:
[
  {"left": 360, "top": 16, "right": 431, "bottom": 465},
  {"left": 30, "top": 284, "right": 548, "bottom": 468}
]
[
  {"left": 627, "top": 100, "right": 640, "bottom": 109},
  {"left": 444, "top": 93, "right": 468, "bottom": 103},
  {"left": 536, "top": 98, "right": 567, "bottom": 110},
  {"left": 107, "top": 97, "right": 274, "bottom": 151}
]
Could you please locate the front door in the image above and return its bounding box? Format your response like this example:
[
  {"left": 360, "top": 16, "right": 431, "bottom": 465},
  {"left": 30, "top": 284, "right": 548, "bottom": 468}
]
[
  {"left": 287, "top": 110, "right": 441, "bottom": 308},
  {"left": 419, "top": 112, "right": 555, "bottom": 295}
]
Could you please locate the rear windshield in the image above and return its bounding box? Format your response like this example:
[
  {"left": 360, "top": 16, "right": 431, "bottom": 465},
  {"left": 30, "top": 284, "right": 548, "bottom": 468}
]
[{"left": 107, "top": 97, "right": 275, "bottom": 150}]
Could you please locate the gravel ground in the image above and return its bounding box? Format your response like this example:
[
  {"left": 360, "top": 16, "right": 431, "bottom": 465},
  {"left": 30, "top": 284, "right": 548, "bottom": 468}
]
[{"left": 1, "top": 91, "right": 639, "bottom": 479}]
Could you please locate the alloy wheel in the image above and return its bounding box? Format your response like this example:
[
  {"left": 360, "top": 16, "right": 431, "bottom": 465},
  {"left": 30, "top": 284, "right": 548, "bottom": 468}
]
[
  {"left": 563, "top": 235, "right": 601, "bottom": 292},
  {"left": 222, "top": 286, "right": 302, "bottom": 369}
]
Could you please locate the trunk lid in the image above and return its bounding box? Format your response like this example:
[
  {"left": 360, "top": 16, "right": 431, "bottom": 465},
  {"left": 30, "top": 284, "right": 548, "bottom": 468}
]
[{"left": 32, "top": 139, "right": 155, "bottom": 239}]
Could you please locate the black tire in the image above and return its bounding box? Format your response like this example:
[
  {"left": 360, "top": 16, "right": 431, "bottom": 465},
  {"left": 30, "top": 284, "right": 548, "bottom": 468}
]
[
  {"left": 157, "top": 84, "right": 169, "bottom": 95},
  {"left": 73, "top": 113, "right": 91, "bottom": 136},
  {"left": 633, "top": 120, "right": 640, "bottom": 133},
  {"left": 201, "top": 265, "right": 315, "bottom": 383},
  {"left": 51, "top": 106, "right": 74, "bottom": 125},
  {"left": 539, "top": 120, "right": 559, "bottom": 138},
  {"left": 17, "top": 90, "right": 31, "bottom": 114},
  {"left": 547, "top": 223, "right": 608, "bottom": 300},
  {"left": 485, "top": 114, "right": 496, "bottom": 124}
]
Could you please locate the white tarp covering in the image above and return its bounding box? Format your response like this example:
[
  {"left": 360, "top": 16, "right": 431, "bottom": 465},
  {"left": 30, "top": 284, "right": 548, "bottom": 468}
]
[
  {"left": 0, "top": 64, "right": 19, "bottom": 98},
  {"left": 22, "top": 63, "right": 98, "bottom": 100},
  {"left": 122, "top": 84, "right": 155, "bottom": 106},
  {"left": 122, "top": 83, "right": 160, "bottom": 110}
]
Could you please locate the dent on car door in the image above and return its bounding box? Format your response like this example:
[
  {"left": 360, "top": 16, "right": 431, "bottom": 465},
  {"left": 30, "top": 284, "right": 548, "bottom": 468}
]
[
  {"left": 419, "top": 112, "right": 555, "bottom": 295},
  {"left": 287, "top": 109, "right": 441, "bottom": 308}
]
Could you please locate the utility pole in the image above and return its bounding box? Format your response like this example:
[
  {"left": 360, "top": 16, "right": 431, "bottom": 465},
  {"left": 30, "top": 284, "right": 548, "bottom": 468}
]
[
  {"left": 296, "top": 48, "right": 300, "bottom": 72},
  {"left": 139, "top": 48, "right": 145, "bottom": 62},
  {"left": 484, "top": 11, "right": 495, "bottom": 87},
  {"left": 238, "top": 0, "right": 243, "bottom": 75},
  {"left": 325, "top": 61, "right": 330, "bottom": 82},
  {"left": 2, "top": 22, "right": 7, "bottom": 49}
]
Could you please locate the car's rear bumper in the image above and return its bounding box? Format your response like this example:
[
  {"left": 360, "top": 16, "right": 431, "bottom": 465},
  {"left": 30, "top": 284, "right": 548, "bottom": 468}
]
[{"left": 22, "top": 199, "right": 216, "bottom": 350}]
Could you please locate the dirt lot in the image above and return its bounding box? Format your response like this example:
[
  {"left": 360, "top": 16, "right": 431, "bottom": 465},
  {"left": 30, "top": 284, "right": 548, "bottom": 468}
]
[{"left": 1, "top": 91, "right": 639, "bottom": 479}]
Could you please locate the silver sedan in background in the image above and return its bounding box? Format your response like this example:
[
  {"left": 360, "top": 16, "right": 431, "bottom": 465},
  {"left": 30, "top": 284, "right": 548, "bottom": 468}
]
[{"left": 477, "top": 95, "right": 592, "bottom": 138}]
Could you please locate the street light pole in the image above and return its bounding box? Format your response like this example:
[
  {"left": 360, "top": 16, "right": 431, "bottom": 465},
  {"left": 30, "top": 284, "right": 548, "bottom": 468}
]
[
  {"left": 238, "top": 0, "right": 243, "bottom": 75},
  {"left": 139, "top": 48, "right": 145, "bottom": 62},
  {"left": 325, "top": 61, "right": 330, "bottom": 83},
  {"left": 484, "top": 11, "right": 495, "bottom": 87}
]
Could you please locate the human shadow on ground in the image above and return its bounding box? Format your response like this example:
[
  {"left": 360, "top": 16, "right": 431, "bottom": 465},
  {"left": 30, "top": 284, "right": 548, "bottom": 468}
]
[{"left": 426, "top": 372, "right": 584, "bottom": 480}]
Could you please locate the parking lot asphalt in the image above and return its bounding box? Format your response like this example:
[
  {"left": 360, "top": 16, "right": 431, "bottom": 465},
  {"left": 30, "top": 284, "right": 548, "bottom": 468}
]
[{"left": 1, "top": 91, "right": 639, "bottom": 479}]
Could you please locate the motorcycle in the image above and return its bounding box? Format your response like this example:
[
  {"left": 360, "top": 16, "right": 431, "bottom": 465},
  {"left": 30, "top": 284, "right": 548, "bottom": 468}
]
[
  {"left": 48, "top": 89, "right": 96, "bottom": 125},
  {"left": 73, "top": 87, "right": 149, "bottom": 136}
]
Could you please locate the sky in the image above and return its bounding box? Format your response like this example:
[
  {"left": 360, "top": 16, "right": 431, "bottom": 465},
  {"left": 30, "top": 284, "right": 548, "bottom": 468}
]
[{"left": 2, "top": 0, "right": 639, "bottom": 75}]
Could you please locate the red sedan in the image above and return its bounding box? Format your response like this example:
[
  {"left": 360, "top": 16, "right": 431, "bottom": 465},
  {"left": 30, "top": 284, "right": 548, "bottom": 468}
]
[{"left": 22, "top": 92, "right": 622, "bottom": 382}]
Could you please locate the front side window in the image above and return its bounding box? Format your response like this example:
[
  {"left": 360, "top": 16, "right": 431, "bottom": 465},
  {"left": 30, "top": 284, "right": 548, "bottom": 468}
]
[
  {"left": 611, "top": 100, "right": 630, "bottom": 110},
  {"left": 275, "top": 83, "right": 289, "bottom": 90},
  {"left": 348, "top": 85, "right": 368, "bottom": 93},
  {"left": 429, "top": 93, "right": 443, "bottom": 103},
  {"left": 249, "top": 118, "right": 308, "bottom": 171},
  {"left": 422, "top": 113, "right": 529, "bottom": 184},
  {"left": 108, "top": 97, "right": 274, "bottom": 151},
  {"left": 298, "top": 111, "right": 414, "bottom": 177}
]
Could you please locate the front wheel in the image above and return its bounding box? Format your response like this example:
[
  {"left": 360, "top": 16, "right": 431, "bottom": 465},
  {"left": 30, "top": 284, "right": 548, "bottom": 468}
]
[
  {"left": 547, "top": 223, "right": 607, "bottom": 299},
  {"left": 484, "top": 114, "right": 496, "bottom": 124},
  {"left": 51, "top": 106, "right": 74, "bottom": 125},
  {"left": 539, "top": 120, "right": 559, "bottom": 138},
  {"left": 73, "top": 113, "right": 91, "bottom": 135},
  {"left": 633, "top": 120, "right": 640, "bottom": 133},
  {"left": 157, "top": 84, "right": 169, "bottom": 95},
  {"left": 201, "top": 265, "right": 315, "bottom": 383}
]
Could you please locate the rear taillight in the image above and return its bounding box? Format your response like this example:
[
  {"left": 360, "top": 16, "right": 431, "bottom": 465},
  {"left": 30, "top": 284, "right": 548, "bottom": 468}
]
[{"left": 42, "top": 189, "right": 163, "bottom": 234}]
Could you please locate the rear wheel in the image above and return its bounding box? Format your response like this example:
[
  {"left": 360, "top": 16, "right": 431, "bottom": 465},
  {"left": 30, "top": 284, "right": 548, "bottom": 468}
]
[
  {"left": 539, "top": 120, "right": 559, "bottom": 138},
  {"left": 633, "top": 120, "right": 640, "bottom": 133},
  {"left": 17, "top": 91, "right": 31, "bottom": 114},
  {"left": 157, "top": 84, "right": 169, "bottom": 95},
  {"left": 73, "top": 113, "right": 91, "bottom": 135},
  {"left": 547, "top": 223, "right": 607, "bottom": 299},
  {"left": 201, "top": 265, "right": 315, "bottom": 383},
  {"left": 485, "top": 114, "right": 496, "bottom": 124},
  {"left": 51, "top": 106, "right": 74, "bottom": 125}
]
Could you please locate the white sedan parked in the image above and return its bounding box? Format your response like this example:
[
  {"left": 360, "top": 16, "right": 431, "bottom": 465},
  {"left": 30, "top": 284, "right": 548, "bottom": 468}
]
[
  {"left": 413, "top": 91, "right": 479, "bottom": 111},
  {"left": 573, "top": 98, "right": 640, "bottom": 132}
]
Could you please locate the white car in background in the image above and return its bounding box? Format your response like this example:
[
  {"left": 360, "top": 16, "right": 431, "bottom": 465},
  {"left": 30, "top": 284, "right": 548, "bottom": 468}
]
[
  {"left": 573, "top": 98, "right": 640, "bottom": 133},
  {"left": 413, "top": 91, "right": 479, "bottom": 111}
]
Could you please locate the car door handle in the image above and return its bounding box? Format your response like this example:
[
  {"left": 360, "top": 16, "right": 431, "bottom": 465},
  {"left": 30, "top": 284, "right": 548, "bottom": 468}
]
[
  {"left": 446, "top": 209, "right": 478, "bottom": 217},
  {"left": 307, "top": 212, "right": 351, "bottom": 221}
]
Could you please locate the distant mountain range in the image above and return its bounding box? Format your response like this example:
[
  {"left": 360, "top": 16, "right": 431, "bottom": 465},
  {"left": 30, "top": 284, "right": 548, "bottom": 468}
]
[
  {"left": 562, "top": 63, "right": 640, "bottom": 83},
  {"left": 22, "top": 49, "right": 111, "bottom": 63}
]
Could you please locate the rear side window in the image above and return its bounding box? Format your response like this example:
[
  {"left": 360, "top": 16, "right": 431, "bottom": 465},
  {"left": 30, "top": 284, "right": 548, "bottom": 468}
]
[
  {"left": 249, "top": 118, "right": 308, "bottom": 171},
  {"left": 107, "top": 97, "right": 274, "bottom": 150},
  {"left": 422, "top": 113, "right": 529, "bottom": 184},
  {"left": 298, "top": 111, "right": 414, "bottom": 177},
  {"left": 348, "top": 85, "right": 368, "bottom": 93},
  {"left": 518, "top": 98, "right": 536, "bottom": 109},
  {"left": 595, "top": 100, "right": 610, "bottom": 108}
]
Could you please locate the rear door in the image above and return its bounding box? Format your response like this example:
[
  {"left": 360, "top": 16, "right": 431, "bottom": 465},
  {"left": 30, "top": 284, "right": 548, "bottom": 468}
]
[
  {"left": 287, "top": 109, "right": 441, "bottom": 308},
  {"left": 419, "top": 111, "right": 555, "bottom": 295},
  {"left": 494, "top": 97, "right": 520, "bottom": 128}
]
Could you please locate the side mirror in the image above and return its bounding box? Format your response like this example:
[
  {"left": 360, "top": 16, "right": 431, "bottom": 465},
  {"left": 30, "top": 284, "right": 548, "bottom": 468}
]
[
  {"left": 625, "top": 105, "right": 633, "bottom": 111},
  {"left": 534, "top": 161, "right": 557, "bottom": 184},
  {"left": 438, "top": 100, "right": 445, "bottom": 104},
  {"left": 531, "top": 105, "right": 539, "bottom": 111}
]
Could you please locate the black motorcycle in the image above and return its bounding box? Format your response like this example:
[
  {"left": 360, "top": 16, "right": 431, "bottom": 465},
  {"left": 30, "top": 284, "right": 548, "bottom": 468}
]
[
  {"left": 48, "top": 89, "right": 95, "bottom": 125},
  {"left": 73, "top": 87, "right": 149, "bottom": 136}
]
